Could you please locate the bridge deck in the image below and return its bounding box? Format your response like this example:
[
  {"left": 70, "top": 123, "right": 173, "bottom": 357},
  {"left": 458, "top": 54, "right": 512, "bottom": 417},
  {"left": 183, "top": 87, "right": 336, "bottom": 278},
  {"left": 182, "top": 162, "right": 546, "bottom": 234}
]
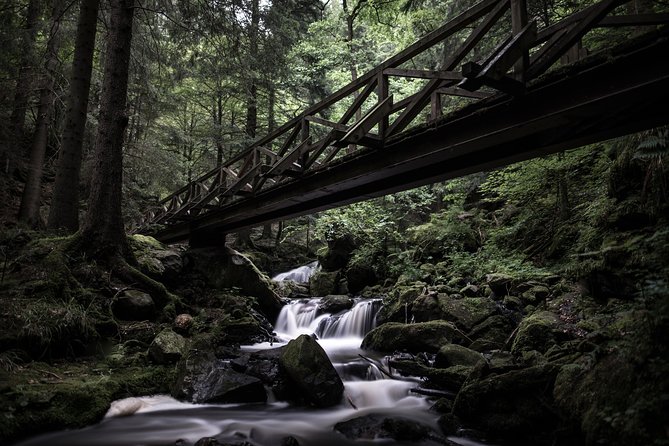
[{"left": 137, "top": 0, "right": 669, "bottom": 244}]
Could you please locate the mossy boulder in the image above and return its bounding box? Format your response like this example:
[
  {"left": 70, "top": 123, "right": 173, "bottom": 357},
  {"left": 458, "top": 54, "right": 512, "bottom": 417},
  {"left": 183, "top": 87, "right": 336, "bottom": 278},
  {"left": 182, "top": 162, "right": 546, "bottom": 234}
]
[
  {"left": 186, "top": 247, "right": 283, "bottom": 321},
  {"left": 520, "top": 285, "right": 551, "bottom": 306},
  {"left": 438, "top": 296, "right": 499, "bottom": 331},
  {"left": 435, "top": 344, "right": 483, "bottom": 368},
  {"left": 486, "top": 273, "right": 515, "bottom": 297},
  {"left": 453, "top": 364, "right": 562, "bottom": 444},
  {"left": 318, "top": 295, "right": 354, "bottom": 314},
  {"left": 309, "top": 270, "right": 340, "bottom": 296},
  {"left": 345, "top": 262, "right": 377, "bottom": 293},
  {"left": 112, "top": 290, "right": 157, "bottom": 321},
  {"left": 377, "top": 282, "right": 425, "bottom": 324},
  {"left": 467, "top": 315, "right": 518, "bottom": 352},
  {"left": 511, "top": 311, "right": 562, "bottom": 355},
  {"left": 130, "top": 235, "right": 183, "bottom": 284},
  {"left": 361, "top": 321, "right": 463, "bottom": 353},
  {"left": 148, "top": 329, "right": 186, "bottom": 364},
  {"left": 279, "top": 334, "right": 343, "bottom": 407}
]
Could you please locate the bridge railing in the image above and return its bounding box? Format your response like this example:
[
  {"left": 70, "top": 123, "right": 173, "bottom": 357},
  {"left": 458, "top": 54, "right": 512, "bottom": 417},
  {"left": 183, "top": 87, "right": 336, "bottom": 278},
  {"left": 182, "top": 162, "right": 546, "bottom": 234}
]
[{"left": 135, "top": 0, "right": 668, "bottom": 232}]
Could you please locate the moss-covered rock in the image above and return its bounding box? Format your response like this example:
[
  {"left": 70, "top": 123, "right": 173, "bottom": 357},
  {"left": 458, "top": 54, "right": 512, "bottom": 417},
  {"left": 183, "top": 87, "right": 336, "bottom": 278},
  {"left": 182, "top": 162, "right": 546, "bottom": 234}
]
[
  {"left": 309, "top": 270, "right": 340, "bottom": 296},
  {"left": 520, "top": 285, "right": 550, "bottom": 306},
  {"left": 453, "top": 364, "right": 563, "bottom": 444},
  {"left": 377, "top": 283, "right": 425, "bottom": 324},
  {"left": 435, "top": 344, "right": 483, "bottom": 368},
  {"left": 148, "top": 329, "right": 186, "bottom": 364},
  {"left": 361, "top": 321, "right": 463, "bottom": 353},
  {"left": 0, "top": 359, "right": 174, "bottom": 443},
  {"left": 486, "top": 273, "right": 515, "bottom": 297},
  {"left": 511, "top": 311, "right": 562, "bottom": 355},
  {"left": 279, "top": 334, "right": 343, "bottom": 407},
  {"left": 438, "top": 296, "right": 499, "bottom": 332},
  {"left": 334, "top": 414, "right": 435, "bottom": 441},
  {"left": 318, "top": 294, "right": 354, "bottom": 314},
  {"left": 467, "top": 314, "right": 517, "bottom": 352},
  {"left": 318, "top": 234, "right": 357, "bottom": 271},
  {"left": 112, "top": 289, "right": 157, "bottom": 321}
]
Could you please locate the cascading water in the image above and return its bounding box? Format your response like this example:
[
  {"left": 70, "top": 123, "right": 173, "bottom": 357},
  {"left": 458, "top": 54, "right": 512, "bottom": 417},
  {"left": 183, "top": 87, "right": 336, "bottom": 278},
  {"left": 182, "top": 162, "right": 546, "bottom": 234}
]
[
  {"left": 271, "top": 261, "right": 319, "bottom": 283},
  {"left": 14, "top": 286, "right": 490, "bottom": 445}
]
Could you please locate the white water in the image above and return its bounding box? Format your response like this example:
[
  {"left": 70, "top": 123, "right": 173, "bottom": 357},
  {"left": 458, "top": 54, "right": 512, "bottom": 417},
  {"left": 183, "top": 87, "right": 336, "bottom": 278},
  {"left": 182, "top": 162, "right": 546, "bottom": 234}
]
[
  {"left": 15, "top": 295, "right": 491, "bottom": 446},
  {"left": 272, "top": 261, "right": 319, "bottom": 283}
]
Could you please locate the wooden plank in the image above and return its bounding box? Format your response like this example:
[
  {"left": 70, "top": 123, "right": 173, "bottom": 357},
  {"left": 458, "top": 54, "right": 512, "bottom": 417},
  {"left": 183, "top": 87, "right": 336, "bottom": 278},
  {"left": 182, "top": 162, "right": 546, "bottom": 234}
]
[
  {"left": 598, "top": 13, "right": 669, "bottom": 27},
  {"left": 339, "top": 79, "right": 378, "bottom": 126},
  {"left": 460, "top": 20, "right": 536, "bottom": 94},
  {"left": 436, "top": 86, "right": 493, "bottom": 99},
  {"left": 306, "top": 115, "right": 348, "bottom": 131},
  {"left": 338, "top": 96, "right": 394, "bottom": 145},
  {"left": 383, "top": 68, "right": 463, "bottom": 81},
  {"left": 263, "top": 138, "right": 312, "bottom": 178},
  {"left": 222, "top": 163, "right": 261, "bottom": 197},
  {"left": 527, "top": 0, "right": 627, "bottom": 79},
  {"left": 510, "top": 0, "right": 528, "bottom": 80}
]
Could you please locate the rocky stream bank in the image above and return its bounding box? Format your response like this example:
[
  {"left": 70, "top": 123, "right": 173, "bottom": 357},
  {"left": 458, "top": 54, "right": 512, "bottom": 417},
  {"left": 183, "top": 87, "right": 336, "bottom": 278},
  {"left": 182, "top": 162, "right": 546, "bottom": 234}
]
[{"left": 0, "top": 230, "right": 667, "bottom": 446}]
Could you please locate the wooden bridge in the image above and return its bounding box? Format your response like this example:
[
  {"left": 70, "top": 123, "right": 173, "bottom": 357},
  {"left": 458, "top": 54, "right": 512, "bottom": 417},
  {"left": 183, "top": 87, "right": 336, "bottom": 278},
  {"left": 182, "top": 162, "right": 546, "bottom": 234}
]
[{"left": 137, "top": 0, "right": 669, "bottom": 244}]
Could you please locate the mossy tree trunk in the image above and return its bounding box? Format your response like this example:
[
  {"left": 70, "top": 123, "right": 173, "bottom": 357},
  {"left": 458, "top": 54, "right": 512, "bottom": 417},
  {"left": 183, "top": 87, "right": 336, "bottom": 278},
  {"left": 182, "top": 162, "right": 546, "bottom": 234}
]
[
  {"left": 78, "top": 0, "right": 135, "bottom": 260},
  {"left": 48, "top": 0, "right": 101, "bottom": 233}
]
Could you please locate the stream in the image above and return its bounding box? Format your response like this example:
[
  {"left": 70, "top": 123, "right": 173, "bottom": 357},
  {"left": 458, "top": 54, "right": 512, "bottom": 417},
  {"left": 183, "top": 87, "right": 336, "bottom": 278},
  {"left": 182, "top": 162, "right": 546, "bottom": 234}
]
[{"left": 14, "top": 265, "right": 490, "bottom": 446}]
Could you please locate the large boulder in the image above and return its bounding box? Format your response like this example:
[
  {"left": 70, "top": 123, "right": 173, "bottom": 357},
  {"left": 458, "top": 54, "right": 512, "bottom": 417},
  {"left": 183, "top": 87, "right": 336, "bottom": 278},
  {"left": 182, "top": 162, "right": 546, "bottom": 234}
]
[
  {"left": 486, "top": 273, "right": 515, "bottom": 297},
  {"left": 172, "top": 350, "right": 266, "bottom": 404},
  {"left": 186, "top": 247, "right": 283, "bottom": 321},
  {"left": 112, "top": 290, "right": 156, "bottom": 321},
  {"left": 439, "top": 296, "right": 498, "bottom": 332},
  {"left": 361, "top": 321, "right": 463, "bottom": 353},
  {"left": 511, "top": 311, "right": 563, "bottom": 355},
  {"left": 279, "top": 334, "right": 343, "bottom": 407},
  {"left": 345, "top": 262, "right": 377, "bottom": 294},
  {"left": 467, "top": 315, "right": 518, "bottom": 352},
  {"left": 435, "top": 344, "right": 483, "bottom": 368},
  {"left": 377, "top": 283, "right": 425, "bottom": 324},
  {"left": 453, "top": 364, "right": 562, "bottom": 444},
  {"left": 319, "top": 295, "right": 354, "bottom": 314},
  {"left": 309, "top": 271, "right": 340, "bottom": 296},
  {"left": 148, "top": 329, "right": 186, "bottom": 364}
]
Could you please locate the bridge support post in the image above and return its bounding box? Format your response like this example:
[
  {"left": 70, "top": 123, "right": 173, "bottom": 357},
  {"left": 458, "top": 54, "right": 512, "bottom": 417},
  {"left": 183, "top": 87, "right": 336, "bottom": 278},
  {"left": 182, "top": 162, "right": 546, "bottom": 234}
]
[
  {"left": 511, "top": 0, "right": 528, "bottom": 81},
  {"left": 189, "top": 227, "right": 227, "bottom": 248}
]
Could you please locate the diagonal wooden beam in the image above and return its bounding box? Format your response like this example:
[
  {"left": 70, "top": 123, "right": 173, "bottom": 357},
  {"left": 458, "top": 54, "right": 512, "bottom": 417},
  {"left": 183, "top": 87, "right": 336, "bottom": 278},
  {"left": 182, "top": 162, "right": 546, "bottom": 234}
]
[
  {"left": 387, "top": 0, "right": 511, "bottom": 137},
  {"left": 383, "top": 68, "right": 463, "bottom": 81},
  {"left": 337, "top": 96, "right": 394, "bottom": 146},
  {"left": 263, "top": 137, "right": 312, "bottom": 178},
  {"left": 459, "top": 20, "right": 537, "bottom": 94},
  {"left": 222, "top": 163, "right": 261, "bottom": 197},
  {"left": 527, "top": 0, "right": 628, "bottom": 79}
]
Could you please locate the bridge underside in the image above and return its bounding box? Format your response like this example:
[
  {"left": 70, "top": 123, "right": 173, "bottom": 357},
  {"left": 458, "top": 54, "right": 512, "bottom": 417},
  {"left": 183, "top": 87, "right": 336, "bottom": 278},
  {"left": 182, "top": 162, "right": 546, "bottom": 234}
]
[{"left": 155, "top": 32, "right": 669, "bottom": 244}]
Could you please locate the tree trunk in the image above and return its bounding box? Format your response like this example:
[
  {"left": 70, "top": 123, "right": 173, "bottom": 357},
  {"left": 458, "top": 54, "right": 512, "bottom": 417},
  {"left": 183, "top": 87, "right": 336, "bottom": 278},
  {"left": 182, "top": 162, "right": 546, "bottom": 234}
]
[
  {"left": 48, "top": 0, "right": 101, "bottom": 232},
  {"left": 79, "top": 0, "right": 135, "bottom": 260},
  {"left": 9, "top": 0, "right": 41, "bottom": 139},
  {"left": 17, "top": 2, "right": 63, "bottom": 228}
]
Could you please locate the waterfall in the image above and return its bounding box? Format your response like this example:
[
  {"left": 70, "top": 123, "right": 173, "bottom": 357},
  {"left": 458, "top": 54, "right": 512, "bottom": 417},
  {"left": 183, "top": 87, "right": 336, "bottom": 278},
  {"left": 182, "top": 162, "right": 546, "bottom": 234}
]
[
  {"left": 272, "top": 261, "right": 319, "bottom": 283},
  {"left": 274, "top": 298, "right": 381, "bottom": 340}
]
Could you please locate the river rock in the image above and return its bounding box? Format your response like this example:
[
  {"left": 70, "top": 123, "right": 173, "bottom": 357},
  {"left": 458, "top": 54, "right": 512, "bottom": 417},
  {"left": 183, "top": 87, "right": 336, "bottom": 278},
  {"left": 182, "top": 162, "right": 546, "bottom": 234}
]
[
  {"left": 148, "top": 329, "right": 186, "bottom": 364},
  {"left": 520, "top": 285, "right": 550, "bottom": 306},
  {"left": 435, "top": 344, "right": 483, "bottom": 368},
  {"left": 377, "top": 283, "right": 425, "bottom": 324},
  {"left": 511, "top": 311, "right": 562, "bottom": 355},
  {"left": 467, "top": 314, "right": 517, "bottom": 352},
  {"left": 279, "top": 334, "right": 343, "bottom": 407},
  {"left": 112, "top": 290, "right": 156, "bottom": 321},
  {"left": 172, "top": 350, "right": 267, "bottom": 404},
  {"left": 453, "top": 364, "right": 561, "bottom": 443},
  {"left": 439, "top": 296, "right": 499, "bottom": 332},
  {"left": 334, "top": 414, "right": 433, "bottom": 441},
  {"left": 361, "top": 321, "right": 463, "bottom": 353},
  {"left": 319, "top": 295, "right": 354, "bottom": 314},
  {"left": 309, "top": 270, "right": 339, "bottom": 296},
  {"left": 173, "top": 313, "right": 194, "bottom": 335},
  {"left": 486, "top": 273, "right": 514, "bottom": 297}
]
